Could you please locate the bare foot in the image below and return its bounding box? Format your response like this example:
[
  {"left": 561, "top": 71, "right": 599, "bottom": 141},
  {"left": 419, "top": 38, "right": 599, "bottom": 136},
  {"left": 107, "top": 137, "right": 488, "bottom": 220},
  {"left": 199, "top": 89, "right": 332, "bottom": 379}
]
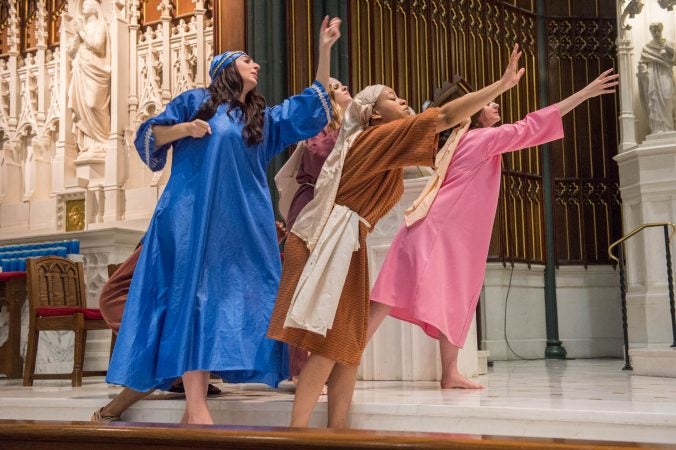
[{"left": 440, "top": 372, "right": 484, "bottom": 389}]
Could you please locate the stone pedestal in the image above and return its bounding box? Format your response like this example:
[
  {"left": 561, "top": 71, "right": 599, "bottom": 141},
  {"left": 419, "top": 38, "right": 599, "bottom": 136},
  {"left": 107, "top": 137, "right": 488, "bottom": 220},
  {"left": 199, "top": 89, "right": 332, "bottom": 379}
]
[
  {"left": 74, "top": 153, "right": 106, "bottom": 184},
  {"left": 630, "top": 348, "right": 676, "bottom": 377},
  {"left": 358, "top": 177, "right": 480, "bottom": 381},
  {"left": 615, "top": 135, "right": 676, "bottom": 349}
]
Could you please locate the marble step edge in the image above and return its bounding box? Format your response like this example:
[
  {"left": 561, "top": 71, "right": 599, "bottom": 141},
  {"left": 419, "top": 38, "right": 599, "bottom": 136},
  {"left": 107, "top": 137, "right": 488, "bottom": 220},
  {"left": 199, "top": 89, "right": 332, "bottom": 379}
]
[
  {"left": 629, "top": 348, "right": 676, "bottom": 357},
  {"left": 1, "top": 397, "right": 675, "bottom": 427}
]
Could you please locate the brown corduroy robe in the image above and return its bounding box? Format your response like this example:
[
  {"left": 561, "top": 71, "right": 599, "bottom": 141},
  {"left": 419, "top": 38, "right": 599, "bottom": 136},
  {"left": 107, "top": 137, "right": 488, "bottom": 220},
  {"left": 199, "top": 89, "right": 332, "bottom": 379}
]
[
  {"left": 268, "top": 108, "right": 440, "bottom": 366},
  {"left": 99, "top": 244, "right": 142, "bottom": 334}
]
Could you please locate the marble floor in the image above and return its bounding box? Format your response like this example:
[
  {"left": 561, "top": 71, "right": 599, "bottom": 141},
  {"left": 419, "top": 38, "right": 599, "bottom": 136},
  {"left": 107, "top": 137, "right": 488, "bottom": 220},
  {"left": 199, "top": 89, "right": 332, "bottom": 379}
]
[{"left": 1, "top": 359, "right": 675, "bottom": 445}]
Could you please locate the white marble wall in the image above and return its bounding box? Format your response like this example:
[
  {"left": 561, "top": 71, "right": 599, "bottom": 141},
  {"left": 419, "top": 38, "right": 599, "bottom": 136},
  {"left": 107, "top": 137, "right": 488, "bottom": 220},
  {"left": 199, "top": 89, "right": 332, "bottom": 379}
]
[
  {"left": 482, "top": 263, "right": 623, "bottom": 360},
  {"left": 615, "top": 1, "right": 676, "bottom": 349}
]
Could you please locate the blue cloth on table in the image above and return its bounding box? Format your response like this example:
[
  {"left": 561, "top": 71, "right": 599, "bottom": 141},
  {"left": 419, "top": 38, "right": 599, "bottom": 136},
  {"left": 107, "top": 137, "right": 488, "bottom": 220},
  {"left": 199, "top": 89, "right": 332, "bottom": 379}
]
[{"left": 106, "top": 82, "right": 331, "bottom": 392}]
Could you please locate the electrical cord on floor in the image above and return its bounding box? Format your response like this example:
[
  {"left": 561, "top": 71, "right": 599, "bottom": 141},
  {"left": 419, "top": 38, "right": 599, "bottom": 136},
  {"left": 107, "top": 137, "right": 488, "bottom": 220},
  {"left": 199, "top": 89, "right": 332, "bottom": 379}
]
[{"left": 503, "top": 263, "right": 538, "bottom": 361}]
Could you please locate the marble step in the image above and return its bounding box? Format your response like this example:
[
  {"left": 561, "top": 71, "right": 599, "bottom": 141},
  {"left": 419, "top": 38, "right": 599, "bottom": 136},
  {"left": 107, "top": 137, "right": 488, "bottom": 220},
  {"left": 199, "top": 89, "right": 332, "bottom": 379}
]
[{"left": 629, "top": 347, "right": 676, "bottom": 378}]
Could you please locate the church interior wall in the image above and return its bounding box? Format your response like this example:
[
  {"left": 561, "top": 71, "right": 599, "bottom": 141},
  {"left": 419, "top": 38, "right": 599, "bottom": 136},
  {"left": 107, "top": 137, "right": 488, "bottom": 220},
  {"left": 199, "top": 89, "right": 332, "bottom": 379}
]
[{"left": 1, "top": 1, "right": 667, "bottom": 373}]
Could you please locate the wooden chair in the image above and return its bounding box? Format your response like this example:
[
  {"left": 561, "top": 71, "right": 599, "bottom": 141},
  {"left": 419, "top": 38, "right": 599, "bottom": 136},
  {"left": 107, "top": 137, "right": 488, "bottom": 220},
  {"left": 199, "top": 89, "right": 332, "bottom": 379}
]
[{"left": 23, "top": 256, "right": 109, "bottom": 387}]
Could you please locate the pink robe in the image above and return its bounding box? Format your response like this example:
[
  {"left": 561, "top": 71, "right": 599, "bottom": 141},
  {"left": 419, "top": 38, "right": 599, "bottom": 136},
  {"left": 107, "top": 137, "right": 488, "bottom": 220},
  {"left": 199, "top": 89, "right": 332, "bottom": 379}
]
[{"left": 370, "top": 105, "right": 564, "bottom": 347}]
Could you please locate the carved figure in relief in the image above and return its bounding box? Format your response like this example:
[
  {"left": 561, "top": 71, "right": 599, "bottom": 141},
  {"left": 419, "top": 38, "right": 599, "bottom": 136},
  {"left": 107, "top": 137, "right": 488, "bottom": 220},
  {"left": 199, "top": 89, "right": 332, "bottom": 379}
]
[
  {"left": 637, "top": 22, "right": 676, "bottom": 133},
  {"left": 66, "top": 0, "right": 111, "bottom": 155}
]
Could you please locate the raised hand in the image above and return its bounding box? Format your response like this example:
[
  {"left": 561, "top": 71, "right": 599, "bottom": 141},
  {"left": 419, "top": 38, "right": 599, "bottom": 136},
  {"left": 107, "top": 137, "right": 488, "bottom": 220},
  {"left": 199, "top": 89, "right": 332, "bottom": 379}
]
[
  {"left": 185, "top": 119, "right": 211, "bottom": 138},
  {"left": 579, "top": 68, "right": 619, "bottom": 100},
  {"left": 318, "top": 16, "right": 342, "bottom": 49},
  {"left": 315, "top": 16, "right": 342, "bottom": 89},
  {"left": 555, "top": 68, "right": 619, "bottom": 116},
  {"left": 500, "top": 44, "right": 526, "bottom": 90}
]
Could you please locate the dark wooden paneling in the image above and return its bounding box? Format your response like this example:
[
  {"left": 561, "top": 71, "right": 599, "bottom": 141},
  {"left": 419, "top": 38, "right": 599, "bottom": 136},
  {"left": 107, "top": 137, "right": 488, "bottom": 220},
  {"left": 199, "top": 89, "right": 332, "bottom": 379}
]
[
  {"left": 211, "top": 0, "right": 621, "bottom": 266},
  {"left": 213, "top": 0, "right": 246, "bottom": 54},
  {"left": 21, "top": 0, "right": 37, "bottom": 52},
  {"left": 48, "top": 0, "right": 67, "bottom": 48},
  {"left": 286, "top": 0, "right": 314, "bottom": 94},
  {"left": 141, "top": 0, "right": 162, "bottom": 25},
  {"left": 546, "top": 13, "right": 620, "bottom": 265},
  {"left": 175, "top": 0, "right": 194, "bottom": 19},
  {"left": 0, "top": 1, "right": 9, "bottom": 56}
]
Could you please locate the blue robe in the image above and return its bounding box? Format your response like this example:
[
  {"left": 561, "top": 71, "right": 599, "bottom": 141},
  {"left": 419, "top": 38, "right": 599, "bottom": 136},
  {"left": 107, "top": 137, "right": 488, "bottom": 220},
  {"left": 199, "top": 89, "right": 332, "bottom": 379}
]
[{"left": 106, "top": 82, "right": 331, "bottom": 392}]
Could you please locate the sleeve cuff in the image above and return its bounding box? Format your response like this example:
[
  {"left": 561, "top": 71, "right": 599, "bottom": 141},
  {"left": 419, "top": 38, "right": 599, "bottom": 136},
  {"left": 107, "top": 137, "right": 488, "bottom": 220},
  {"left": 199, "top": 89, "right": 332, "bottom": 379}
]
[
  {"left": 143, "top": 125, "right": 154, "bottom": 167},
  {"left": 310, "top": 80, "right": 332, "bottom": 125}
]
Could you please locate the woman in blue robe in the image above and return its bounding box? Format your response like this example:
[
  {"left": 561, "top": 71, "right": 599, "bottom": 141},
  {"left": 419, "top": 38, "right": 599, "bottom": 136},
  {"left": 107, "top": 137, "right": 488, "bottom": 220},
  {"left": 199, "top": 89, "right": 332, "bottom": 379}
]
[{"left": 106, "top": 17, "right": 342, "bottom": 425}]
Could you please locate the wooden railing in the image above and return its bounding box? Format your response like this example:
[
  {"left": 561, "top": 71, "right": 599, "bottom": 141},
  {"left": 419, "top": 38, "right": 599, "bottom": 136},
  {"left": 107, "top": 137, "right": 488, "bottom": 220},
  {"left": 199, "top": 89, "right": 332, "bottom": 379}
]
[
  {"left": 608, "top": 222, "right": 676, "bottom": 370},
  {"left": 0, "top": 420, "right": 665, "bottom": 450}
]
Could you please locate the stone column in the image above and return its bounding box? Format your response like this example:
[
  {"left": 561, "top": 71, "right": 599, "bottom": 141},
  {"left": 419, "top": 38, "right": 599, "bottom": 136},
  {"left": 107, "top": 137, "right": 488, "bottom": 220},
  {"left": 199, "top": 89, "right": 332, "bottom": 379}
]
[
  {"left": 101, "top": 0, "right": 131, "bottom": 224},
  {"left": 159, "top": 0, "right": 172, "bottom": 105},
  {"left": 617, "top": 32, "right": 638, "bottom": 151},
  {"left": 54, "top": 1, "right": 78, "bottom": 192},
  {"left": 194, "top": 0, "right": 207, "bottom": 88}
]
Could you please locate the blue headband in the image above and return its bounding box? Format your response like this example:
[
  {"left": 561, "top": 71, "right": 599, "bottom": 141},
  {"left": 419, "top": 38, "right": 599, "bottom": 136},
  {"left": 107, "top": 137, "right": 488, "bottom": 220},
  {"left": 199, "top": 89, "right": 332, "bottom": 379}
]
[{"left": 209, "top": 51, "right": 247, "bottom": 81}]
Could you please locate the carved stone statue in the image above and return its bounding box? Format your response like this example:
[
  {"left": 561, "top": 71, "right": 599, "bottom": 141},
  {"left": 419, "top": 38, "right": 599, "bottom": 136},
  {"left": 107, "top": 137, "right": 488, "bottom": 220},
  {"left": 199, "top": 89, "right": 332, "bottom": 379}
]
[
  {"left": 637, "top": 22, "right": 676, "bottom": 134},
  {"left": 67, "top": 0, "right": 111, "bottom": 155}
]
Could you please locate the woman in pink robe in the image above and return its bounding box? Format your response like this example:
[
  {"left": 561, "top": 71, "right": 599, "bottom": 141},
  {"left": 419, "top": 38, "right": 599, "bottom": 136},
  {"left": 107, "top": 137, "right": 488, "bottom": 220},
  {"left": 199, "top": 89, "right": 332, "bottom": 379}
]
[{"left": 369, "top": 69, "right": 619, "bottom": 389}]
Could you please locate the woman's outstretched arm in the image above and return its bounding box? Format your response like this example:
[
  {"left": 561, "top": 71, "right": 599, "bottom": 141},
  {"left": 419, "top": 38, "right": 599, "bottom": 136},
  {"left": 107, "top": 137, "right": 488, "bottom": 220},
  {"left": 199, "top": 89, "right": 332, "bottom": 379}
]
[
  {"left": 555, "top": 68, "right": 618, "bottom": 116},
  {"left": 314, "top": 16, "right": 342, "bottom": 90},
  {"left": 436, "top": 44, "right": 526, "bottom": 133}
]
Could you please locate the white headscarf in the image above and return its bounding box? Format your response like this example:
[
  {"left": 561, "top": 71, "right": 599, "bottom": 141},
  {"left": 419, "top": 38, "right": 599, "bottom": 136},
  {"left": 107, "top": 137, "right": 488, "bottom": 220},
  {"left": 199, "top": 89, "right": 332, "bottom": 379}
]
[{"left": 291, "top": 84, "right": 385, "bottom": 251}]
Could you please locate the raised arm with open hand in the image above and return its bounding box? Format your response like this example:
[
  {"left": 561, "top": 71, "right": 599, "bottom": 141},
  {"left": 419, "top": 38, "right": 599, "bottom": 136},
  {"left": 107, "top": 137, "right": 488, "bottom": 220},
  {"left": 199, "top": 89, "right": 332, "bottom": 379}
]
[
  {"left": 314, "top": 16, "right": 342, "bottom": 90},
  {"left": 436, "top": 44, "right": 526, "bottom": 133},
  {"left": 555, "top": 68, "right": 619, "bottom": 116}
]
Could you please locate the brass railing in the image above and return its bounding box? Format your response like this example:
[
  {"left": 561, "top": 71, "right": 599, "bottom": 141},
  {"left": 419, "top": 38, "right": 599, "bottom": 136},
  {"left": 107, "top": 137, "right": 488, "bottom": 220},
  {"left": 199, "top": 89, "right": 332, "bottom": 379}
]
[{"left": 608, "top": 222, "right": 676, "bottom": 370}]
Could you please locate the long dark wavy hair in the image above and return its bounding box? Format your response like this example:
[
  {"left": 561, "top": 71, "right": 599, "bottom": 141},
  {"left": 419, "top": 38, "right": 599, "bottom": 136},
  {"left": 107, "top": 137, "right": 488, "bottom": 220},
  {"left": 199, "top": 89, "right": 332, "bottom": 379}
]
[
  {"left": 193, "top": 62, "right": 266, "bottom": 146},
  {"left": 469, "top": 109, "right": 485, "bottom": 130}
]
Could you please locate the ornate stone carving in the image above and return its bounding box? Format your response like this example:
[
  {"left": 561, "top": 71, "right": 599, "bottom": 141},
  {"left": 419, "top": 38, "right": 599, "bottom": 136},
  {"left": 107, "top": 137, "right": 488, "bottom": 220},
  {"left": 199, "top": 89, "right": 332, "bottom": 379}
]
[
  {"left": 619, "top": 0, "right": 644, "bottom": 33},
  {"left": 158, "top": 0, "right": 173, "bottom": 20},
  {"left": 36, "top": 0, "right": 48, "bottom": 48},
  {"left": 138, "top": 45, "right": 163, "bottom": 122},
  {"left": 173, "top": 37, "right": 197, "bottom": 96},
  {"left": 637, "top": 22, "right": 676, "bottom": 134},
  {"left": 128, "top": 0, "right": 141, "bottom": 25},
  {"left": 16, "top": 60, "right": 37, "bottom": 134},
  {"left": 7, "top": 1, "right": 20, "bottom": 55},
  {"left": 81, "top": 250, "right": 110, "bottom": 307},
  {"left": 45, "top": 52, "right": 61, "bottom": 134},
  {"left": 66, "top": 0, "right": 111, "bottom": 156},
  {"left": 0, "top": 60, "right": 9, "bottom": 130}
]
